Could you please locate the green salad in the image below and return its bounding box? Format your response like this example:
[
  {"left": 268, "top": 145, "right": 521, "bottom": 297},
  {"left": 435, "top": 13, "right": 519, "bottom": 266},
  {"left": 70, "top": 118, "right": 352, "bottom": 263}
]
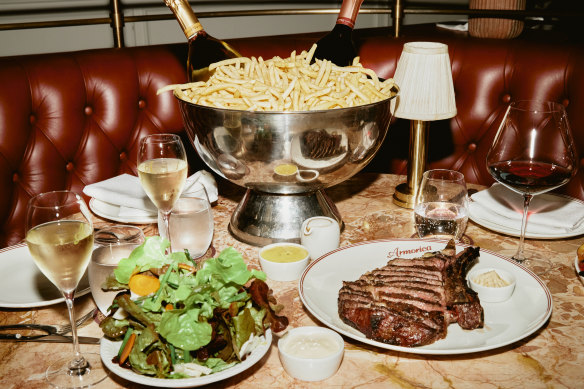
[{"left": 100, "top": 236, "right": 289, "bottom": 378}]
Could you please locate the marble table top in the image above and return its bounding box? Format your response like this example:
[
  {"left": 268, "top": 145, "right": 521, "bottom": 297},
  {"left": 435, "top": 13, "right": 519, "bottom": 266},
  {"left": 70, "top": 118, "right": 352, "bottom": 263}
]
[{"left": 1, "top": 173, "right": 583, "bottom": 388}]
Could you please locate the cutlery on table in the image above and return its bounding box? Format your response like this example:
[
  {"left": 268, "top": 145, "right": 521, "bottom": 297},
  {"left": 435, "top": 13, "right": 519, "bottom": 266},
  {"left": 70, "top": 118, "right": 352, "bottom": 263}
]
[
  {"left": 0, "top": 333, "right": 101, "bottom": 344},
  {"left": 0, "top": 309, "right": 95, "bottom": 341}
]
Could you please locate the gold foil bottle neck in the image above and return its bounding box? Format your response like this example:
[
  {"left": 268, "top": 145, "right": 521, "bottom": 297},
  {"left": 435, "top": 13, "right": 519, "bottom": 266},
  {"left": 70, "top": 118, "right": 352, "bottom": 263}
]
[{"left": 164, "top": 0, "right": 204, "bottom": 39}]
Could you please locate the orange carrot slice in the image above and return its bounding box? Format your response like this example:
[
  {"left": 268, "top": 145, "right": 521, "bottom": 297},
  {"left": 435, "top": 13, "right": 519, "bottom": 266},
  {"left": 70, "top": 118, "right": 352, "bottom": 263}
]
[{"left": 119, "top": 332, "right": 136, "bottom": 364}]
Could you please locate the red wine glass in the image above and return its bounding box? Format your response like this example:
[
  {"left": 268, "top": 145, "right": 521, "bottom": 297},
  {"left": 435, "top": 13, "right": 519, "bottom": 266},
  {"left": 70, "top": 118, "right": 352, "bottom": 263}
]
[{"left": 486, "top": 100, "right": 578, "bottom": 271}]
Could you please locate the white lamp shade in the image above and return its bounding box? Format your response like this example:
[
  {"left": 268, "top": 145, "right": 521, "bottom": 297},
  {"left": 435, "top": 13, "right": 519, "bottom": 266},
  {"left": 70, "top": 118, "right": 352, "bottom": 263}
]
[{"left": 391, "top": 42, "right": 457, "bottom": 121}]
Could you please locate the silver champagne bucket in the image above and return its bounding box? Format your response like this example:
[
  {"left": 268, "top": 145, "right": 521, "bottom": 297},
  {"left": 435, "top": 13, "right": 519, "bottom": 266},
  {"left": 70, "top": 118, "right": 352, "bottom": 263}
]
[{"left": 176, "top": 90, "right": 398, "bottom": 246}]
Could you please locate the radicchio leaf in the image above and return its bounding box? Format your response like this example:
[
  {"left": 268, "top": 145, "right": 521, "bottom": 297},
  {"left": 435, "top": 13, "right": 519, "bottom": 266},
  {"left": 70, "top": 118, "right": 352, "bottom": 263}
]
[{"left": 249, "top": 279, "right": 289, "bottom": 333}]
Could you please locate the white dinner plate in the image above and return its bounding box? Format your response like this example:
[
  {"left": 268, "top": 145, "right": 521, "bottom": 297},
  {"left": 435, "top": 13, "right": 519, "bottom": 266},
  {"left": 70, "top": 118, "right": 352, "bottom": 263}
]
[
  {"left": 100, "top": 330, "right": 272, "bottom": 387},
  {"left": 469, "top": 192, "right": 584, "bottom": 239},
  {"left": 299, "top": 238, "right": 552, "bottom": 355},
  {"left": 0, "top": 243, "right": 90, "bottom": 308},
  {"left": 89, "top": 198, "right": 157, "bottom": 224}
]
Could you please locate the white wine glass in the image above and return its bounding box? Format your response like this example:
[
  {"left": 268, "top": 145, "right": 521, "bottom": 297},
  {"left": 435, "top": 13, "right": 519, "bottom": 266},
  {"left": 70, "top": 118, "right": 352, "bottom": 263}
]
[
  {"left": 25, "top": 190, "right": 107, "bottom": 388},
  {"left": 486, "top": 100, "right": 578, "bottom": 272},
  {"left": 138, "top": 133, "right": 188, "bottom": 251},
  {"left": 414, "top": 169, "right": 469, "bottom": 242}
]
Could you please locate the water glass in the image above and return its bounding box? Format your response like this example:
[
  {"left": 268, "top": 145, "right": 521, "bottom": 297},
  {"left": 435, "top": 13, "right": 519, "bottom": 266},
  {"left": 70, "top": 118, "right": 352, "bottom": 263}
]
[
  {"left": 158, "top": 186, "right": 214, "bottom": 258},
  {"left": 89, "top": 225, "right": 145, "bottom": 314},
  {"left": 414, "top": 169, "right": 469, "bottom": 242}
]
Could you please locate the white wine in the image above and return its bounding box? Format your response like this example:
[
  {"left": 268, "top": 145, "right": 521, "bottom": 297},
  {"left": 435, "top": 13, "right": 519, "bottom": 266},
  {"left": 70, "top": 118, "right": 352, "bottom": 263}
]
[
  {"left": 138, "top": 158, "right": 188, "bottom": 213},
  {"left": 26, "top": 220, "right": 94, "bottom": 293}
]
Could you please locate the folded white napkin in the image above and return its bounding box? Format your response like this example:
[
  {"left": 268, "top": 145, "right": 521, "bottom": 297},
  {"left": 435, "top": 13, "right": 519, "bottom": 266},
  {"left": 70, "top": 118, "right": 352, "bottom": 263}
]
[
  {"left": 183, "top": 170, "right": 218, "bottom": 203},
  {"left": 436, "top": 22, "right": 468, "bottom": 32},
  {"left": 83, "top": 171, "right": 218, "bottom": 219},
  {"left": 469, "top": 184, "right": 584, "bottom": 235}
]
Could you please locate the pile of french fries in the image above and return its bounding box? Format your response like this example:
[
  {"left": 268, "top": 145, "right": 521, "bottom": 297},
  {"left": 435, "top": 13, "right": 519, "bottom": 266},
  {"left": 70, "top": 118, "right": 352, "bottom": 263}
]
[{"left": 158, "top": 44, "right": 396, "bottom": 111}]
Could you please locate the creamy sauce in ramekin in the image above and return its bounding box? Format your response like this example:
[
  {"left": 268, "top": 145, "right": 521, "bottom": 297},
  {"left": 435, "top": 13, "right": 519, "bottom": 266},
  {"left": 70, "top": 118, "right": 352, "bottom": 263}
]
[{"left": 282, "top": 332, "right": 340, "bottom": 359}]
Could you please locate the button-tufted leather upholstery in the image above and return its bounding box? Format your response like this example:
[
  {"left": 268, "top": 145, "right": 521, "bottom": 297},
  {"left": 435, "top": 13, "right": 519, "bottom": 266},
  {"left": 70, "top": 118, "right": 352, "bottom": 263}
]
[
  {"left": 1, "top": 25, "right": 583, "bottom": 248},
  {"left": 0, "top": 45, "right": 203, "bottom": 247}
]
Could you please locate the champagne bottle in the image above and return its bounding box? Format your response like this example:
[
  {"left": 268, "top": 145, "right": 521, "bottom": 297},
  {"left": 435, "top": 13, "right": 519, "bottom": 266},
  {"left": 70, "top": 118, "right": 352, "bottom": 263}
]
[
  {"left": 164, "top": 0, "right": 240, "bottom": 82},
  {"left": 313, "top": 0, "right": 364, "bottom": 66}
]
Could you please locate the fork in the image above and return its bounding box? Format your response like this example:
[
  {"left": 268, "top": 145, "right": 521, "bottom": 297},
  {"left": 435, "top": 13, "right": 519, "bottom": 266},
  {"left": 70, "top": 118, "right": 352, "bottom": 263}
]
[
  {"left": 0, "top": 308, "right": 95, "bottom": 337},
  {"left": 48, "top": 309, "right": 95, "bottom": 335}
]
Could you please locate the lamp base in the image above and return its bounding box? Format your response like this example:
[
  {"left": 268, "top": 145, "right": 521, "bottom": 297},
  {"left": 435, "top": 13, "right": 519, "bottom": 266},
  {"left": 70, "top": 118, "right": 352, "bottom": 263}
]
[
  {"left": 228, "top": 189, "right": 343, "bottom": 247},
  {"left": 393, "top": 182, "right": 416, "bottom": 209}
]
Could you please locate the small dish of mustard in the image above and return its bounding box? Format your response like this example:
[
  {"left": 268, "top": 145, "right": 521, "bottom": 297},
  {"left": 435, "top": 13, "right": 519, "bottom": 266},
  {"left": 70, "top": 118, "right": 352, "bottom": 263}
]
[{"left": 259, "top": 243, "right": 310, "bottom": 281}]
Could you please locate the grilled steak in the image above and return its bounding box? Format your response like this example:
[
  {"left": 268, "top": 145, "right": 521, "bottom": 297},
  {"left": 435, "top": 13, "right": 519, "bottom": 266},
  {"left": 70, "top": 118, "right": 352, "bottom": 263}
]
[
  {"left": 300, "top": 129, "right": 346, "bottom": 159},
  {"left": 338, "top": 240, "right": 483, "bottom": 347}
]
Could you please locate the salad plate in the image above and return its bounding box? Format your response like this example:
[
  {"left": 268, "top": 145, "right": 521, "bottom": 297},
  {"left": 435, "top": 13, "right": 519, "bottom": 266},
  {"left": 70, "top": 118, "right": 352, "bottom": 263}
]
[
  {"left": 100, "top": 330, "right": 272, "bottom": 388},
  {"left": 299, "top": 238, "right": 552, "bottom": 355},
  {"left": 97, "top": 238, "right": 281, "bottom": 386},
  {"left": 0, "top": 243, "right": 90, "bottom": 308},
  {"left": 89, "top": 198, "right": 157, "bottom": 224}
]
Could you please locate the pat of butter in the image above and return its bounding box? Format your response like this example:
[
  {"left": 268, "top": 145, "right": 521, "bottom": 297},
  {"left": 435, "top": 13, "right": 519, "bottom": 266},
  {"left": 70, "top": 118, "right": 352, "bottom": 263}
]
[
  {"left": 473, "top": 270, "right": 510, "bottom": 288},
  {"left": 261, "top": 245, "right": 308, "bottom": 263}
]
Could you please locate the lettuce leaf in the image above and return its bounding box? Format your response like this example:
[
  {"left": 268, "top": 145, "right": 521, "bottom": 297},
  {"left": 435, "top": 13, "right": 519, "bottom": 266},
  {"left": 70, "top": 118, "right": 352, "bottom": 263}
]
[
  {"left": 205, "top": 358, "right": 237, "bottom": 373},
  {"left": 231, "top": 308, "right": 255, "bottom": 359},
  {"left": 115, "top": 236, "right": 170, "bottom": 283},
  {"left": 158, "top": 309, "right": 213, "bottom": 351},
  {"left": 128, "top": 325, "right": 166, "bottom": 376},
  {"left": 195, "top": 247, "right": 266, "bottom": 288}
]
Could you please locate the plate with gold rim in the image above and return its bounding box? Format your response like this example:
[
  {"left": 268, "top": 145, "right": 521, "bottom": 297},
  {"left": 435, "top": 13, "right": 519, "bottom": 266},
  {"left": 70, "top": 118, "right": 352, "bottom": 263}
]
[{"left": 299, "top": 238, "right": 552, "bottom": 355}]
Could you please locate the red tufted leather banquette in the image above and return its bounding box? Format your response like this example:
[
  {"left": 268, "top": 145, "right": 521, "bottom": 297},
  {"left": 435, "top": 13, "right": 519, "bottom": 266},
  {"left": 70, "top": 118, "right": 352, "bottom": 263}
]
[{"left": 1, "top": 25, "right": 583, "bottom": 248}]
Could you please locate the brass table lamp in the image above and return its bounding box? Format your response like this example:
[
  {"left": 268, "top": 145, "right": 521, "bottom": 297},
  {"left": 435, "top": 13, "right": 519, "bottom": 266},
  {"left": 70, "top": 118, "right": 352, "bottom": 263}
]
[{"left": 391, "top": 42, "right": 457, "bottom": 208}]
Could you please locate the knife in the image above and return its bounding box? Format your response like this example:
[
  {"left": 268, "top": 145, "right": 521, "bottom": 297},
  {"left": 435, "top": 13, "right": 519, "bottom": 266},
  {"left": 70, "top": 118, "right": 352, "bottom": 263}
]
[{"left": 0, "top": 333, "right": 101, "bottom": 344}]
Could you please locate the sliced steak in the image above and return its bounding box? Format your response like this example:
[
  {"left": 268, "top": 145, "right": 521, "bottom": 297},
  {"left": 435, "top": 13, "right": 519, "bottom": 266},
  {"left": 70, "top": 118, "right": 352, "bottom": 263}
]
[{"left": 338, "top": 240, "right": 483, "bottom": 347}]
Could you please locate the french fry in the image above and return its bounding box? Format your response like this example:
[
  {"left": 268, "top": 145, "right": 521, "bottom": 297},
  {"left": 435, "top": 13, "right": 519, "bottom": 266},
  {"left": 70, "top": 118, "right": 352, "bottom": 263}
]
[{"left": 159, "top": 44, "right": 396, "bottom": 111}]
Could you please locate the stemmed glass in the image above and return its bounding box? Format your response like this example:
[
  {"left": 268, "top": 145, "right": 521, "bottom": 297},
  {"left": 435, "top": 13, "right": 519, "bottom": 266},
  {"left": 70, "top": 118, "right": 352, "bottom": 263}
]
[
  {"left": 25, "top": 190, "right": 107, "bottom": 388},
  {"left": 486, "top": 100, "right": 578, "bottom": 271},
  {"left": 138, "top": 133, "right": 188, "bottom": 251}
]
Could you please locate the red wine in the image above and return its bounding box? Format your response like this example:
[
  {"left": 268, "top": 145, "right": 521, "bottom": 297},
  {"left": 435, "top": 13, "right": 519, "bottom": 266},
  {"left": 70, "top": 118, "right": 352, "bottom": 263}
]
[
  {"left": 488, "top": 160, "right": 572, "bottom": 195},
  {"left": 165, "top": 0, "right": 240, "bottom": 82},
  {"left": 313, "top": 0, "right": 364, "bottom": 66}
]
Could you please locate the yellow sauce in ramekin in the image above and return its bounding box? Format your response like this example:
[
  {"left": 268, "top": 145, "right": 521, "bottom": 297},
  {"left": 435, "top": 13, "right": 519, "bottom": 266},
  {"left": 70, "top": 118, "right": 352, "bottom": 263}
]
[{"left": 261, "top": 245, "right": 308, "bottom": 263}]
